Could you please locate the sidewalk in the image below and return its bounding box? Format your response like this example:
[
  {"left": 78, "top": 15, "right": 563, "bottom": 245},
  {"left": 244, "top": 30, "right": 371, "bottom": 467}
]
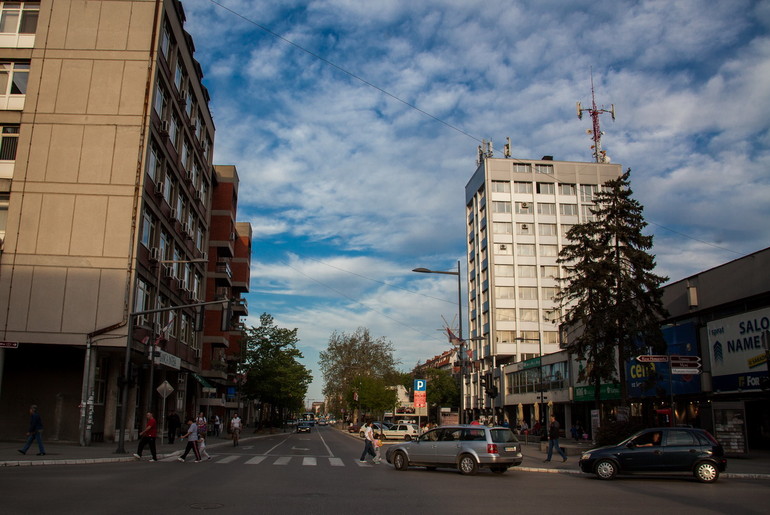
[{"left": 2, "top": 431, "right": 769, "bottom": 480}]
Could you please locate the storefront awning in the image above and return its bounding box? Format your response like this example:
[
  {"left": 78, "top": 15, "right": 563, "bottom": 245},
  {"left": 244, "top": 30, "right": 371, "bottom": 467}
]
[{"left": 191, "top": 373, "right": 214, "bottom": 389}]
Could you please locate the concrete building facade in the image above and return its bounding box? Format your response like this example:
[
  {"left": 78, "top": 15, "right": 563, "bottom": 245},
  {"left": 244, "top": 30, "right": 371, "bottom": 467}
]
[
  {"left": 464, "top": 154, "right": 621, "bottom": 423},
  {"left": 0, "top": 0, "right": 249, "bottom": 445}
]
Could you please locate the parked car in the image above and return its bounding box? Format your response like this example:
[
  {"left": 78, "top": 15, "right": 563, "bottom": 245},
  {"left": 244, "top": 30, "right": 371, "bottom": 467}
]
[
  {"left": 296, "top": 421, "right": 312, "bottom": 433},
  {"left": 385, "top": 425, "right": 523, "bottom": 475},
  {"left": 578, "top": 427, "right": 727, "bottom": 483},
  {"left": 382, "top": 423, "right": 420, "bottom": 441},
  {"left": 348, "top": 422, "right": 362, "bottom": 433},
  {"left": 359, "top": 422, "right": 390, "bottom": 438}
]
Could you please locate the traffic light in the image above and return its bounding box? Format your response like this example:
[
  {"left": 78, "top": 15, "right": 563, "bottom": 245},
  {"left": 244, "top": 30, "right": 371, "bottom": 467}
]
[
  {"left": 488, "top": 385, "right": 499, "bottom": 399},
  {"left": 480, "top": 376, "right": 487, "bottom": 388}
]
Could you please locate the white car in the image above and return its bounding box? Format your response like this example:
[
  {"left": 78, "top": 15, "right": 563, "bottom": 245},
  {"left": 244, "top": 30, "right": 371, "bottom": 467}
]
[{"left": 382, "top": 423, "right": 420, "bottom": 441}]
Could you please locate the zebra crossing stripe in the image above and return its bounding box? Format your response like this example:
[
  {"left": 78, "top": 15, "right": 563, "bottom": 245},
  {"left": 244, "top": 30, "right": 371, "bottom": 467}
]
[
  {"left": 274, "top": 457, "right": 291, "bottom": 465},
  {"left": 302, "top": 457, "right": 317, "bottom": 466},
  {"left": 216, "top": 455, "right": 240, "bottom": 464},
  {"left": 329, "top": 457, "right": 344, "bottom": 467},
  {"left": 244, "top": 456, "right": 266, "bottom": 465}
]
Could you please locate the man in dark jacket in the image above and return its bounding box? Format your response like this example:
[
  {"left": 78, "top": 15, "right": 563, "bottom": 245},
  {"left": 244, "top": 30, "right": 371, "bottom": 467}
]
[
  {"left": 543, "top": 415, "right": 567, "bottom": 463},
  {"left": 167, "top": 411, "right": 181, "bottom": 444},
  {"left": 18, "top": 405, "right": 46, "bottom": 456}
]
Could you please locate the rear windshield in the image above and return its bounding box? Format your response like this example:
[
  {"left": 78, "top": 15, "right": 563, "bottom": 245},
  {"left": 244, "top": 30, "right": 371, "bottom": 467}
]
[{"left": 490, "top": 429, "right": 518, "bottom": 443}]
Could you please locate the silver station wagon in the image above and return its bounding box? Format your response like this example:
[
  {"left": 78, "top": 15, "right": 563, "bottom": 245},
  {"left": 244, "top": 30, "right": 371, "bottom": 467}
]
[{"left": 385, "top": 425, "right": 523, "bottom": 475}]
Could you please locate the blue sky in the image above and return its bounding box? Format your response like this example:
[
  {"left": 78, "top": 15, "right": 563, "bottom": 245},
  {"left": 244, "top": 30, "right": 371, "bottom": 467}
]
[{"left": 182, "top": 0, "right": 770, "bottom": 404}]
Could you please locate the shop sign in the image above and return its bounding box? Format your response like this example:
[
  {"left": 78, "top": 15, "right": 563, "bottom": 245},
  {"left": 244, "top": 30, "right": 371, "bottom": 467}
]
[{"left": 707, "top": 307, "right": 770, "bottom": 392}]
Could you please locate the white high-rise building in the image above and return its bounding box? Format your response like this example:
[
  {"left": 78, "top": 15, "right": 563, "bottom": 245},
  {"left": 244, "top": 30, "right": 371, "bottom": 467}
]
[{"left": 464, "top": 154, "right": 621, "bottom": 421}]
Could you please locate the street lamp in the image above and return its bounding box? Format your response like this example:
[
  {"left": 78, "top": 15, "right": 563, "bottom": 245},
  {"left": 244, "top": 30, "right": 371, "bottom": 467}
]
[{"left": 412, "top": 260, "right": 465, "bottom": 423}]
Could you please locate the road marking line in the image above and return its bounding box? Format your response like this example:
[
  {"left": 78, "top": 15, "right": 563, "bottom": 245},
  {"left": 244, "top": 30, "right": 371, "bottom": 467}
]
[
  {"left": 245, "top": 456, "right": 266, "bottom": 465},
  {"left": 216, "top": 455, "right": 240, "bottom": 464},
  {"left": 356, "top": 461, "right": 372, "bottom": 467},
  {"left": 302, "top": 457, "right": 317, "bottom": 466},
  {"left": 329, "top": 457, "right": 344, "bottom": 467},
  {"left": 273, "top": 456, "right": 291, "bottom": 465}
]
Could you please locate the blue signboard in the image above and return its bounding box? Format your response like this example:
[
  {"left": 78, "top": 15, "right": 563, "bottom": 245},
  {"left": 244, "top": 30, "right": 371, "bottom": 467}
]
[
  {"left": 414, "top": 379, "right": 427, "bottom": 391},
  {"left": 627, "top": 322, "right": 701, "bottom": 397}
]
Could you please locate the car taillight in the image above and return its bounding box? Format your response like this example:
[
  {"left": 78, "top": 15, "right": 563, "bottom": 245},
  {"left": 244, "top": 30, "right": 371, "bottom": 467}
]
[{"left": 487, "top": 444, "right": 498, "bottom": 454}]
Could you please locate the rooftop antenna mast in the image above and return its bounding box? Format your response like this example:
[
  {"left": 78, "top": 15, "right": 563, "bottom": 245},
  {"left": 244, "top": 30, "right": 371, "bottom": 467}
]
[{"left": 577, "top": 72, "right": 615, "bottom": 163}]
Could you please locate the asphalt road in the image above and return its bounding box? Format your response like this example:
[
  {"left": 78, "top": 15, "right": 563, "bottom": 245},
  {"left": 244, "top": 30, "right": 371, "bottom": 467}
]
[{"left": 1, "top": 426, "right": 767, "bottom": 514}]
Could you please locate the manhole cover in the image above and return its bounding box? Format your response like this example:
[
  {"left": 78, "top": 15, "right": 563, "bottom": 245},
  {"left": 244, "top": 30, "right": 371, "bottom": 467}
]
[{"left": 189, "top": 503, "right": 224, "bottom": 510}]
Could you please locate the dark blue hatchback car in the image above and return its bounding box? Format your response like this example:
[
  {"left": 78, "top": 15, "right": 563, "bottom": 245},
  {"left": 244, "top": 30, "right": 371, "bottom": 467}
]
[{"left": 579, "top": 427, "right": 727, "bottom": 483}]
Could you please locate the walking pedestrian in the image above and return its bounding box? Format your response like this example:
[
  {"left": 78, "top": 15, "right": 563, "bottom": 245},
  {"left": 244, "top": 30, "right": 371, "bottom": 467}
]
[
  {"left": 359, "top": 422, "right": 377, "bottom": 463},
  {"left": 230, "top": 413, "right": 242, "bottom": 447},
  {"left": 196, "top": 412, "right": 207, "bottom": 437},
  {"left": 167, "top": 410, "right": 181, "bottom": 444},
  {"left": 133, "top": 411, "right": 158, "bottom": 462},
  {"left": 178, "top": 418, "right": 202, "bottom": 462},
  {"left": 198, "top": 434, "right": 212, "bottom": 460},
  {"left": 18, "top": 405, "right": 45, "bottom": 456},
  {"left": 373, "top": 432, "right": 383, "bottom": 464},
  {"left": 544, "top": 415, "right": 568, "bottom": 463},
  {"left": 213, "top": 414, "right": 221, "bottom": 437}
]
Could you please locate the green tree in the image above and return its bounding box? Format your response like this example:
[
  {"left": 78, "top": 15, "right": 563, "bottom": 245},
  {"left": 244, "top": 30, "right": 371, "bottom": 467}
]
[
  {"left": 319, "top": 327, "right": 399, "bottom": 419},
  {"left": 241, "top": 313, "right": 312, "bottom": 425},
  {"left": 349, "top": 375, "right": 398, "bottom": 420},
  {"left": 557, "top": 170, "right": 668, "bottom": 413}
]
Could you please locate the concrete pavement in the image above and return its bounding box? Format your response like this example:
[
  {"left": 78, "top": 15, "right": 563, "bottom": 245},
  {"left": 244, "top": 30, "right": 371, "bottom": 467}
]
[{"left": 2, "top": 428, "right": 769, "bottom": 480}]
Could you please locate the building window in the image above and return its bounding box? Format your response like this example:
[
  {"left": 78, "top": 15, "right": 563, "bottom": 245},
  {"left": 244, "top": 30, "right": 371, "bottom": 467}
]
[
  {"left": 560, "top": 224, "right": 573, "bottom": 238},
  {"left": 543, "top": 331, "right": 560, "bottom": 345},
  {"left": 496, "top": 308, "right": 516, "bottom": 322},
  {"left": 0, "top": 61, "right": 28, "bottom": 94},
  {"left": 492, "top": 201, "right": 511, "bottom": 214},
  {"left": 559, "top": 203, "right": 578, "bottom": 216},
  {"left": 496, "top": 286, "right": 515, "bottom": 299},
  {"left": 160, "top": 23, "right": 171, "bottom": 59},
  {"left": 516, "top": 222, "right": 532, "bottom": 235},
  {"left": 559, "top": 183, "right": 576, "bottom": 196},
  {"left": 513, "top": 163, "right": 530, "bottom": 173},
  {"left": 541, "top": 287, "right": 559, "bottom": 301},
  {"left": 580, "top": 184, "right": 599, "bottom": 202},
  {"left": 140, "top": 209, "right": 154, "bottom": 248},
  {"left": 497, "top": 330, "right": 515, "bottom": 345},
  {"left": 0, "top": 192, "right": 9, "bottom": 239},
  {"left": 519, "top": 309, "right": 538, "bottom": 322},
  {"left": 134, "top": 279, "right": 151, "bottom": 325},
  {"left": 491, "top": 180, "right": 510, "bottom": 193},
  {"left": 146, "top": 144, "right": 162, "bottom": 183},
  {"left": 494, "top": 264, "right": 514, "bottom": 277},
  {"left": 515, "top": 202, "right": 532, "bottom": 214},
  {"left": 536, "top": 182, "right": 555, "bottom": 194},
  {"left": 518, "top": 287, "right": 537, "bottom": 300},
  {"left": 537, "top": 203, "right": 556, "bottom": 215},
  {"left": 153, "top": 82, "right": 166, "bottom": 117},
  {"left": 518, "top": 265, "right": 536, "bottom": 278},
  {"left": 540, "top": 265, "right": 559, "bottom": 278},
  {"left": 93, "top": 357, "right": 108, "bottom": 405},
  {"left": 539, "top": 223, "right": 557, "bottom": 236},
  {"left": 0, "top": 2, "right": 39, "bottom": 35},
  {"left": 0, "top": 125, "right": 18, "bottom": 159},
  {"left": 514, "top": 181, "right": 532, "bottom": 194},
  {"left": 174, "top": 55, "right": 184, "bottom": 92},
  {"left": 581, "top": 204, "right": 596, "bottom": 221},
  {"left": 540, "top": 244, "right": 558, "bottom": 257},
  {"left": 495, "top": 243, "right": 512, "bottom": 255},
  {"left": 535, "top": 164, "right": 553, "bottom": 174},
  {"left": 493, "top": 222, "right": 512, "bottom": 234},
  {"left": 517, "top": 243, "right": 535, "bottom": 256}
]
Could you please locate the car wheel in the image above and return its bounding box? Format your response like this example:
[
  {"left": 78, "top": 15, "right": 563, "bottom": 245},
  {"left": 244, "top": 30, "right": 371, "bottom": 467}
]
[
  {"left": 694, "top": 461, "right": 720, "bottom": 483},
  {"left": 490, "top": 466, "right": 508, "bottom": 474},
  {"left": 404, "top": 435, "right": 412, "bottom": 441},
  {"left": 594, "top": 459, "right": 618, "bottom": 480},
  {"left": 393, "top": 451, "right": 409, "bottom": 471},
  {"left": 458, "top": 454, "right": 479, "bottom": 475}
]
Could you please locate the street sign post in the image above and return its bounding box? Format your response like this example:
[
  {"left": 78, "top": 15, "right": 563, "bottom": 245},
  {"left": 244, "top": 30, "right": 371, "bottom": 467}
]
[
  {"left": 636, "top": 355, "right": 669, "bottom": 363},
  {"left": 670, "top": 355, "right": 702, "bottom": 375},
  {"left": 0, "top": 342, "right": 19, "bottom": 349}
]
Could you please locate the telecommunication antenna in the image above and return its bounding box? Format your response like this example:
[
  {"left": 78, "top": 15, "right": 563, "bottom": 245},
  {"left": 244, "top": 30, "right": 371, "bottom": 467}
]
[{"left": 576, "top": 73, "right": 615, "bottom": 163}]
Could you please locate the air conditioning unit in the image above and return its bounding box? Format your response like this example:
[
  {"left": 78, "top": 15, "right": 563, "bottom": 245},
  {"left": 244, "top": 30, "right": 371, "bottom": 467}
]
[
  {"left": 194, "top": 191, "right": 202, "bottom": 201},
  {"left": 159, "top": 120, "right": 170, "bottom": 136},
  {"left": 200, "top": 251, "right": 208, "bottom": 262},
  {"left": 150, "top": 247, "right": 161, "bottom": 262},
  {"left": 170, "top": 208, "right": 178, "bottom": 221},
  {"left": 154, "top": 181, "right": 164, "bottom": 196},
  {"left": 521, "top": 202, "right": 529, "bottom": 209},
  {"left": 193, "top": 348, "right": 201, "bottom": 358},
  {"left": 522, "top": 224, "right": 529, "bottom": 230},
  {"left": 499, "top": 244, "right": 507, "bottom": 251},
  {"left": 185, "top": 170, "right": 193, "bottom": 183},
  {"left": 163, "top": 265, "right": 174, "bottom": 278}
]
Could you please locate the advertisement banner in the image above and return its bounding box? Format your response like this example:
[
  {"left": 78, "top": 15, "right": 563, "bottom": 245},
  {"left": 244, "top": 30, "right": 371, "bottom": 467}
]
[
  {"left": 414, "top": 379, "right": 427, "bottom": 408},
  {"left": 707, "top": 307, "right": 770, "bottom": 392},
  {"left": 627, "top": 322, "right": 701, "bottom": 397}
]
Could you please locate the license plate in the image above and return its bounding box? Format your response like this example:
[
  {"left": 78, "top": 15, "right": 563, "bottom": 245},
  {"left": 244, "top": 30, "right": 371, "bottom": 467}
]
[{"left": 505, "top": 446, "right": 516, "bottom": 452}]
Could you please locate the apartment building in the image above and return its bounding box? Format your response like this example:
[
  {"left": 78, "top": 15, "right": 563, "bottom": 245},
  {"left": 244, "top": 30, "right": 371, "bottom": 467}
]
[
  {"left": 0, "top": 0, "right": 249, "bottom": 445},
  {"left": 464, "top": 154, "right": 621, "bottom": 423}
]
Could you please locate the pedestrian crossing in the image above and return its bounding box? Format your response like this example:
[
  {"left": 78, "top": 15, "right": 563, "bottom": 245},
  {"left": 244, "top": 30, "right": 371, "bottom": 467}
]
[{"left": 163, "top": 454, "right": 381, "bottom": 467}]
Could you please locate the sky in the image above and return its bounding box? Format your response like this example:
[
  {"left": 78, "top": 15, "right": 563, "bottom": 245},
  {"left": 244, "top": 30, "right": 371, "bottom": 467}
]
[{"left": 181, "top": 0, "right": 770, "bottom": 404}]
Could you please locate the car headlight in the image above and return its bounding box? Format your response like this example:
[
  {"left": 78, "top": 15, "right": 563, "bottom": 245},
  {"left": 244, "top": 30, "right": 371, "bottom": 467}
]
[{"left": 581, "top": 453, "right": 591, "bottom": 460}]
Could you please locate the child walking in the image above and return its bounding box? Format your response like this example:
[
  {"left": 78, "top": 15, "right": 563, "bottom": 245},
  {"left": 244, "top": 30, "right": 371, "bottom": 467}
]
[{"left": 373, "top": 433, "right": 383, "bottom": 464}]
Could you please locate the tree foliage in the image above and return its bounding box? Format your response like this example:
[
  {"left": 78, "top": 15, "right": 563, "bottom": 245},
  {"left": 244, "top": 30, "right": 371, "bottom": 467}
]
[
  {"left": 557, "top": 170, "right": 668, "bottom": 409},
  {"left": 241, "top": 313, "right": 312, "bottom": 419},
  {"left": 319, "top": 327, "right": 399, "bottom": 417}
]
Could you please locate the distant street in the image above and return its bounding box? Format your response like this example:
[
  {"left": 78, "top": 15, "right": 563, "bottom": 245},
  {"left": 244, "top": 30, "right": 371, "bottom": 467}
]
[{"left": 1, "top": 426, "right": 767, "bottom": 514}]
